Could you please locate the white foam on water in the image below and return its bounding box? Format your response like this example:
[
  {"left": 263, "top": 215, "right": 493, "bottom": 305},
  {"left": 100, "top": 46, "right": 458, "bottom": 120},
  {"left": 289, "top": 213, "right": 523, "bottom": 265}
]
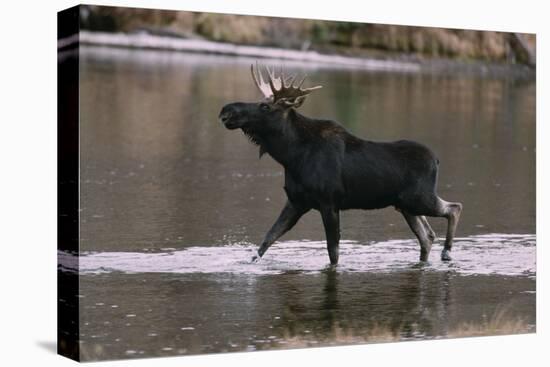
[{"left": 58, "top": 233, "right": 535, "bottom": 277}]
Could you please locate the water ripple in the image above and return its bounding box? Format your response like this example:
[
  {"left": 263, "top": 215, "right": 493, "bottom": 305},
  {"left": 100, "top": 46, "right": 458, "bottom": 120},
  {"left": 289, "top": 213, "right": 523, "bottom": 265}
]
[{"left": 59, "top": 233, "right": 535, "bottom": 277}]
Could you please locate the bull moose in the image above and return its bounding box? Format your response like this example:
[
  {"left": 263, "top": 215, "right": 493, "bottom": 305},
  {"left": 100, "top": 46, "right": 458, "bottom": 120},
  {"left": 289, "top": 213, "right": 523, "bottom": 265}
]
[{"left": 219, "top": 63, "right": 462, "bottom": 265}]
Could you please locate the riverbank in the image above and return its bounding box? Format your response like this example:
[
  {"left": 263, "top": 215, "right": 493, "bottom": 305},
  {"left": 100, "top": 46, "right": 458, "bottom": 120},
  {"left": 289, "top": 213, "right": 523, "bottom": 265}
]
[
  {"left": 79, "top": 6, "right": 536, "bottom": 66},
  {"left": 61, "top": 31, "right": 534, "bottom": 79}
]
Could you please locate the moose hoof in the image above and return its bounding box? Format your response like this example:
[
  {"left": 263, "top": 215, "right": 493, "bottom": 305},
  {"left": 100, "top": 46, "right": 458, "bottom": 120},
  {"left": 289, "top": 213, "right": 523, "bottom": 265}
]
[
  {"left": 441, "top": 249, "right": 452, "bottom": 261},
  {"left": 251, "top": 251, "right": 262, "bottom": 263},
  {"left": 419, "top": 249, "right": 430, "bottom": 262}
]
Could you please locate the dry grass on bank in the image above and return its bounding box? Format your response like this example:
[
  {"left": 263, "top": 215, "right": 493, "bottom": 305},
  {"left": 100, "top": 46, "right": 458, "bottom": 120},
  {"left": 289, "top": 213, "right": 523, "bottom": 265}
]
[
  {"left": 80, "top": 5, "right": 536, "bottom": 65},
  {"left": 280, "top": 310, "right": 532, "bottom": 348}
]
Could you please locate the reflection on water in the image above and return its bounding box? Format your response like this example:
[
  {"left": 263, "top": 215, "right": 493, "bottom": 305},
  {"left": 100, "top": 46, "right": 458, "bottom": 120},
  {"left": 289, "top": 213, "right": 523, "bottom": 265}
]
[
  {"left": 70, "top": 46, "right": 536, "bottom": 361},
  {"left": 73, "top": 269, "right": 534, "bottom": 360}
]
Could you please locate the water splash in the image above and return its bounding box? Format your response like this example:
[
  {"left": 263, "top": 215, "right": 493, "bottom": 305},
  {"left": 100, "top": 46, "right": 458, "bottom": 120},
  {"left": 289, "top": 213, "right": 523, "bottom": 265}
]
[{"left": 59, "top": 233, "right": 535, "bottom": 277}]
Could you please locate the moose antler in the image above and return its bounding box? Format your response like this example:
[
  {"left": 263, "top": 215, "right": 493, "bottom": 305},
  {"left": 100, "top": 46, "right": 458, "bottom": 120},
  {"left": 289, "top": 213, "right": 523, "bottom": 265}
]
[{"left": 250, "top": 62, "right": 322, "bottom": 107}]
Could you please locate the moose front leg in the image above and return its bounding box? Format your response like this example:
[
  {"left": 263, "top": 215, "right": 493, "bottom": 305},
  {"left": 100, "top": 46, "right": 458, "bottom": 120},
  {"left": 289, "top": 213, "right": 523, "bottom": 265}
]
[
  {"left": 320, "top": 206, "right": 340, "bottom": 265},
  {"left": 252, "top": 201, "right": 309, "bottom": 262}
]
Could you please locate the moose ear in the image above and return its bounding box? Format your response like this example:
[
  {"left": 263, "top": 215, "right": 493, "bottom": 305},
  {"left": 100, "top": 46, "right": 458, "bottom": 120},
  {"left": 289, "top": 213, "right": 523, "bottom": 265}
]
[
  {"left": 276, "top": 96, "right": 307, "bottom": 109},
  {"left": 292, "top": 96, "right": 306, "bottom": 108},
  {"left": 259, "top": 145, "right": 267, "bottom": 159}
]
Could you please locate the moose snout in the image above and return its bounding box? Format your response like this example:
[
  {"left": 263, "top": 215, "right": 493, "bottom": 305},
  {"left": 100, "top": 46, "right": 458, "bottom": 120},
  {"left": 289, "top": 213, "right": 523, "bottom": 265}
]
[
  {"left": 217, "top": 107, "right": 229, "bottom": 120},
  {"left": 219, "top": 103, "right": 244, "bottom": 129},
  {"left": 219, "top": 111, "right": 232, "bottom": 124},
  {"left": 218, "top": 104, "right": 235, "bottom": 124}
]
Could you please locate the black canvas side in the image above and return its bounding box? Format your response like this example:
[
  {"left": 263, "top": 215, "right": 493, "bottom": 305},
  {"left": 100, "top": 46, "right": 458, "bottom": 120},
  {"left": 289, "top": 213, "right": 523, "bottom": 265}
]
[{"left": 57, "top": 5, "right": 80, "bottom": 362}]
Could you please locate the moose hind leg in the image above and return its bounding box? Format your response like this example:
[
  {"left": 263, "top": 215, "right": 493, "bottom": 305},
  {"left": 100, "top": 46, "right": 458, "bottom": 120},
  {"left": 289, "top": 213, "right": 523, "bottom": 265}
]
[
  {"left": 401, "top": 211, "right": 433, "bottom": 262},
  {"left": 437, "top": 198, "right": 462, "bottom": 261},
  {"left": 420, "top": 216, "right": 436, "bottom": 242},
  {"left": 400, "top": 191, "right": 462, "bottom": 261}
]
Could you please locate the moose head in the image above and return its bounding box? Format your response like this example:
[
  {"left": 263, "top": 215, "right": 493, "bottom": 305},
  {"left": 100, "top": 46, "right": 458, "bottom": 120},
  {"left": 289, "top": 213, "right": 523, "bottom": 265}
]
[{"left": 219, "top": 63, "right": 322, "bottom": 131}]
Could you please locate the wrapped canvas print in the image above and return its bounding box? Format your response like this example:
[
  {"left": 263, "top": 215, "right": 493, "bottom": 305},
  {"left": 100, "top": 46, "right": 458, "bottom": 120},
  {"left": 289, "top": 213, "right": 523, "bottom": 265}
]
[{"left": 57, "top": 4, "right": 536, "bottom": 362}]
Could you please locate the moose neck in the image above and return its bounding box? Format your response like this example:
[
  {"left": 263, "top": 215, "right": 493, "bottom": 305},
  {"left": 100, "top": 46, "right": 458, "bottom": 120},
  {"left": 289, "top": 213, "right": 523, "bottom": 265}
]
[{"left": 244, "top": 109, "right": 303, "bottom": 167}]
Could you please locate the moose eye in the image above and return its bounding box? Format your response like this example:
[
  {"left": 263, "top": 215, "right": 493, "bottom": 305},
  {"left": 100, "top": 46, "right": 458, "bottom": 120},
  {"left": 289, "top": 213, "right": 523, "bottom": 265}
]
[{"left": 259, "top": 103, "right": 270, "bottom": 112}]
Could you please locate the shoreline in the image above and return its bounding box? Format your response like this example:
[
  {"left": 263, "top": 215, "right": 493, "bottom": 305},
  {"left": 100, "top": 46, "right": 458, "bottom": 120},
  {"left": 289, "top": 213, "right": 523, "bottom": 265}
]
[{"left": 60, "top": 31, "right": 535, "bottom": 78}]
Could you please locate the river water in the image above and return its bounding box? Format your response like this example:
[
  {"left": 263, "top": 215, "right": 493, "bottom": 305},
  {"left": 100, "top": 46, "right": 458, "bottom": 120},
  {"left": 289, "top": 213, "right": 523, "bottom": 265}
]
[{"left": 62, "top": 45, "right": 535, "bottom": 361}]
